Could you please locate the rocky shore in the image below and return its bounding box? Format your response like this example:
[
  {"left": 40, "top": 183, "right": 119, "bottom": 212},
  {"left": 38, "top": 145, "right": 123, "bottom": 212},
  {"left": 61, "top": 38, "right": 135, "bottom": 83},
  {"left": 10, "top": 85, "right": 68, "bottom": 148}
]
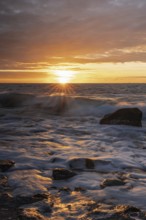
[
  {"left": 1, "top": 159, "right": 146, "bottom": 220},
  {"left": 0, "top": 106, "right": 145, "bottom": 219}
]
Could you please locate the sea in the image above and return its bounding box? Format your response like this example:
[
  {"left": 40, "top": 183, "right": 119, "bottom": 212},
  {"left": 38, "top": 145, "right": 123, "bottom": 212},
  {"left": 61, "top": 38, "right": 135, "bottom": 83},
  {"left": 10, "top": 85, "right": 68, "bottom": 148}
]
[{"left": 0, "top": 83, "right": 146, "bottom": 219}]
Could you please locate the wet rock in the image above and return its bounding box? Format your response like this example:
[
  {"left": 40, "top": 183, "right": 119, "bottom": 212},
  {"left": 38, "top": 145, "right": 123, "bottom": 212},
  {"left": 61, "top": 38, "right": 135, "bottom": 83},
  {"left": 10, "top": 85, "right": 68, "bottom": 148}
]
[
  {"left": 100, "top": 178, "right": 126, "bottom": 188},
  {"left": 0, "top": 192, "right": 13, "bottom": 205},
  {"left": 86, "top": 158, "right": 95, "bottom": 169},
  {"left": 86, "top": 203, "right": 146, "bottom": 220},
  {"left": 52, "top": 168, "right": 76, "bottom": 180},
  {"left": 19, "top": 209, "right": 46, "bottom": 220},
  {"left": 19, "top": 201, "right": 52, "bottom": 220},
  {"left": 100, "top": 108, "right": 142, "bottom": 127},
  {"left": 50, "top": 157, "right": 65, "bottom": 163},
  {"left": 15, "top": 193, "right": 50, "bottom": 206},
  {"left": 115, "top": 205, "right": 141, "bottom": 214},
  {"left": 58, "top": 187, "right": 71, "bottom": 193},
  {"left": 74, "top": 187, "right": 86, "bottom": 192},
  {"left": 69, "top": 158, "right": 95, "bottom": 170},
  {"left": 0, "top": 172, "right": 20, "bottom": 220},
  {"left": 0, "top": 160, "right": 15, "bottom": 172},
  {"left": 114, "top": 205, "right": 146, "bottom": 220},
  {"left": 47, "top": 151, "right": 54, "bottom": 156},
  {"left": 0, "top": 204, "right": 18, "bottom": 220},
  {"left": 0, "top": 174, "right": 8, "bottom": 187}
]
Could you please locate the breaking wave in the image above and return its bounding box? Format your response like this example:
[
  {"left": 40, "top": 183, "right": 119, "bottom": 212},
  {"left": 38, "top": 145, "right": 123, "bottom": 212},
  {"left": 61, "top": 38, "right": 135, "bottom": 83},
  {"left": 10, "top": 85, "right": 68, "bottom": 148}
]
[{"left": 0, "top": 92, "right": 146, "bottom": 120}]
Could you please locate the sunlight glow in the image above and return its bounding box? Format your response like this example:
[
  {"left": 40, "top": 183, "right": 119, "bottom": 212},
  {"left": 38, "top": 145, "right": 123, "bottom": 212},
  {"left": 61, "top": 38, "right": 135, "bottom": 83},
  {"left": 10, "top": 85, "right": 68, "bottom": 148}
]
[
  {"left": 58, "top": 77, "right": 68, "bottom": 84},
  {"left": 54, "top": 70, "right": 75, "bottom": 84}
]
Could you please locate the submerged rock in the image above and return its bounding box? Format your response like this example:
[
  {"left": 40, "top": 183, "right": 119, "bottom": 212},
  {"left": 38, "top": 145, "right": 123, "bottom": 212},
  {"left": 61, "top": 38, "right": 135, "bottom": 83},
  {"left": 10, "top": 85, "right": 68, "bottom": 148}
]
[
  {"left": 100, "top": 108, "right": 142, "bottom": 127},
  {"left": 100, "top": 178, "right": 126, "bottom": 188},
  {"left": 68, "top": 158, "right": 95, "bottom": 170},
  {"left": 52, "top": 168, "right": 76, "bottom": 180},
  {"left": 0, "top": 160, "right": 15, "bottom": 172}
]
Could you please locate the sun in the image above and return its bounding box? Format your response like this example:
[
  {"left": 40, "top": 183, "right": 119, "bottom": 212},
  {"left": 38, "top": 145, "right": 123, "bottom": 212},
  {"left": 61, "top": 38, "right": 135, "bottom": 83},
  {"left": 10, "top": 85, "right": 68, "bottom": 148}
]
[
  {"left": 54, "top": 70, "right": 74, "bottom": 84},
  {"left": 58, "top": 77, "right": 68, "bottom": 84}
]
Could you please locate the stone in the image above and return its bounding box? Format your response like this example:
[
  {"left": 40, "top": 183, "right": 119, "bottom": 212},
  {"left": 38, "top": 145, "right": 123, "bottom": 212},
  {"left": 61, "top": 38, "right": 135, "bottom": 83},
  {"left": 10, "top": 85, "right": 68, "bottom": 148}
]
[
  {"left": 74, "top": 187, "right": 86, "bottom": 192},
  {"left": 19, "top": 210, "right": 46, "bottom": 220},
  {"left": 0, "top": 174, "right": 8, "bottom": 187},
  {"left": 52, "top": 168, "right": 76, "bottom": 180},
  {"left": 15, "top": 193, "right": 50, "bottom": 206},
  {"left": 58, "top": 187, "right": 71, "bottom": 192},
  {"left": 85, "top": 158, "right": 95, "bottom": 169},
  {"left": 100, "top": 108, "right": 142, "bottom": 127},
  {"left": 115, "top": 205, "right": 141, "bottom": 214},
  {"left": 100, "top": 178, "right": 126, "bottom": 188},
  {"left": 0, "top": 160, "right": 15, "bottom": 172},
  {"left": 86, "top": 203, "right": 146, "bottom": 220},
  {"left": 69, "top": 158, "right": 95, "bottom": 170}
]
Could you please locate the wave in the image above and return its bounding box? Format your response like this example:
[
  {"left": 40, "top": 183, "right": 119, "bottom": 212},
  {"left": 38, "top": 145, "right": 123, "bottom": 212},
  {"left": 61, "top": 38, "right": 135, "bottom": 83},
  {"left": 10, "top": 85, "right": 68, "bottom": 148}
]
[
  {"left": 0, "top": 93, "right": 35, "bottom": 108},
  {"left": 0, "top": 92, "right": 146, "bottom": 119}
]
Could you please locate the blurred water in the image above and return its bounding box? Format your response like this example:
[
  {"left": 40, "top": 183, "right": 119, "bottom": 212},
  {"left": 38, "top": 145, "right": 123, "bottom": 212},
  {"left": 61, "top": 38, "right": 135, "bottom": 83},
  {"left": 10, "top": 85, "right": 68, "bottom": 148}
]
[{"left": 1, "top": 83, "right": 146, "bottom": 218}]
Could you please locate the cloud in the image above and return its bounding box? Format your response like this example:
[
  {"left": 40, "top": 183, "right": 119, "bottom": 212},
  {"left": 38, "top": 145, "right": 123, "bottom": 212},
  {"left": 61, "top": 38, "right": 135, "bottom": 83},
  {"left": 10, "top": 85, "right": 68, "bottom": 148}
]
[{"left": 0, "top": 0, "right": 146, "bottom": 70}]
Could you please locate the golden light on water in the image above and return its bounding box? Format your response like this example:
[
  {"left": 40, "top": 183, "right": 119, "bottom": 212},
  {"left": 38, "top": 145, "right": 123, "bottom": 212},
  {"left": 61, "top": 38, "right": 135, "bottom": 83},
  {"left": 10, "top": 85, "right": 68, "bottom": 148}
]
[{"left": 54, "top": 70, "right": 75, "bottom": 84}]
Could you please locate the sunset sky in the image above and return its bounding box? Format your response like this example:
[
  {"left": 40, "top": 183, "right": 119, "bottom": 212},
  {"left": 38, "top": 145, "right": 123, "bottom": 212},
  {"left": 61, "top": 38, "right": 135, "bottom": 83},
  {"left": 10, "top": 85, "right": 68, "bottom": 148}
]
[{"left": 0, "top": 0, "right": 146, "bottom": 83}]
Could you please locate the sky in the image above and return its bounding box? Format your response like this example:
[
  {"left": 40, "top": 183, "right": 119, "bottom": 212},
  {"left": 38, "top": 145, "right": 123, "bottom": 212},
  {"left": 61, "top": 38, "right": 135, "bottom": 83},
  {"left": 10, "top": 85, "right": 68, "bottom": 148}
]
[{"left": 0, "top": 0, "right": 146, "bottom": 83}]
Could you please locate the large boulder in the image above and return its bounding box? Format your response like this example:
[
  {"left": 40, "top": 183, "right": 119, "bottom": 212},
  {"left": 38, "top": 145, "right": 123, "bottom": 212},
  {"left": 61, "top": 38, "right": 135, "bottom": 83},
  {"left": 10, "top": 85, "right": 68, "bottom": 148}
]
[{"left": 100, "top": 108, "right": 142, "bottom": 127}]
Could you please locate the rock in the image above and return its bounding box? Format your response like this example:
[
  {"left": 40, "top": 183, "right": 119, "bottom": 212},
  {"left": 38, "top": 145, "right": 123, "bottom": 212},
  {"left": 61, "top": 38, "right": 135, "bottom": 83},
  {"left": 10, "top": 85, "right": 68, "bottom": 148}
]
[
  {"left": 19, "top": 210, "right": 46, "bottom": 220},
  {"left": 115, "top": 205, "right": 141, "bottom": 214},
  {"left": 114, "top": 205, "right": 145, "bottom": 219},
  {"left": 0, "top": 160, "right": 15, "bottom": 172},
  {"left": 58, "top": 187, "right": 71, "bottom": 193},
  {"left": 100, "top": 178, "right": 126, "bottom": 188},
  {"left": 15, "top": 193, "right": 50, "bottom": 206},
  {"left": 0, "top": 192, "right": 13, "bottom": 204},
  {"left": 86, "top": 203, "right": 146, "bottom": 220},
  {"left": 52, "top": 168, "right": 76, "bottom": 180},
  {"left": 100, "top": 108, "right": 142, "bottom": 127},
  {"left": 50, "top": 157, "right": 65, "bottom": 163},
  {"left": 85, "top": 158, "right": 95, "bottom": 169},
  {"left": 0, "top": 174, "right": 8, "bottom": 187},
  {"left": 69, "top": 158, "right": 95, "bottom": 170},
  {"left": 74, "top": 187, "right": 86, "bottom": 192}
]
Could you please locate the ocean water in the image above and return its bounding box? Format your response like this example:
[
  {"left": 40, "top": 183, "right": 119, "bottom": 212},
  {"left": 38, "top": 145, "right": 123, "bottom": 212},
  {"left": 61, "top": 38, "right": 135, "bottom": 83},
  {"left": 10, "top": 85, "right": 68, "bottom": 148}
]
[{"left": 1, "top": 83, "right": 146, "bottom": 219}]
